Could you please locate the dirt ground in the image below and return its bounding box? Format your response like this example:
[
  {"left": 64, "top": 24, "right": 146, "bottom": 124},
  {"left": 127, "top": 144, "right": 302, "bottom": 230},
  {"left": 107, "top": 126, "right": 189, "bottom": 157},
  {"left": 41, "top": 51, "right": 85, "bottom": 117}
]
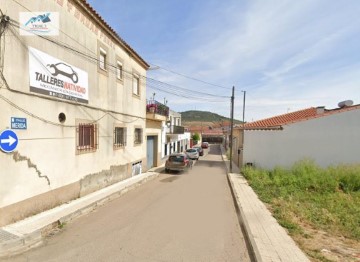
[{"left": 291, "top": 221, "right": 360, "bottom": 261}]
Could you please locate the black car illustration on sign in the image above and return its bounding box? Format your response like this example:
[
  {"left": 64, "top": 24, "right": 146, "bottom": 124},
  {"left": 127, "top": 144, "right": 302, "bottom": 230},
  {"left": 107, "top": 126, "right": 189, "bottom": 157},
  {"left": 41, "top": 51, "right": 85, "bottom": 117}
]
[{"left": 47, "top": 62, "right": 79, "bottom": 83}]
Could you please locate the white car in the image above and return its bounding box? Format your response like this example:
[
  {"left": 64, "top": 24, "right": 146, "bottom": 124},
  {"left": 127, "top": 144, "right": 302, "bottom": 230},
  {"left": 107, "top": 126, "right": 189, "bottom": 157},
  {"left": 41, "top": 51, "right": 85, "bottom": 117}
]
[{"left": 185, "top": 148, "right": 199, "bottom": 160}]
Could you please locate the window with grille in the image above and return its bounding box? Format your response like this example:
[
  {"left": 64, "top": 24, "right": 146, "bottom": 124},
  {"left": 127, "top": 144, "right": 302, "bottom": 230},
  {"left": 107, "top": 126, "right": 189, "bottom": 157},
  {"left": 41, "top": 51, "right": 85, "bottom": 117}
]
[
  {"left": 133, "top": 74, "right": 140, "bottom": 96},
  {"left": 77, "top": 123, "right": 98, "bottom": 152},
  {"left": 114, "top": 127, "right": 126, "bottom": 148},
  {"left": 134, "top": 128, "right": 143, "bottom": 144}
]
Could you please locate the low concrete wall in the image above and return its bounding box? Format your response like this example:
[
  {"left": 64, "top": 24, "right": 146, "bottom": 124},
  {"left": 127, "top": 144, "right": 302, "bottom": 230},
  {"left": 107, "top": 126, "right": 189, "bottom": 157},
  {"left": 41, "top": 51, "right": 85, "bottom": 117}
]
[
  {"left": 0, "top": 182, "right": 80, "bottom": 227},
  {"left": 80, "top": 164, "right": 130, "bottom": 197}
]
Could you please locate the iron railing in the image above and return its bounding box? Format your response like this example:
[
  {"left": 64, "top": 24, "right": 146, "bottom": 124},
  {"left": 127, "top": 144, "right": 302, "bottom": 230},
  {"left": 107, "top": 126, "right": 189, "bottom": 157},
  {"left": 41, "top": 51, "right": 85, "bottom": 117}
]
[
  {"left": 146, "top": 99, "right": 169, "bottom": 117},
  {"left": 168, "top": 125, "right": 185, "bottom": 134}
]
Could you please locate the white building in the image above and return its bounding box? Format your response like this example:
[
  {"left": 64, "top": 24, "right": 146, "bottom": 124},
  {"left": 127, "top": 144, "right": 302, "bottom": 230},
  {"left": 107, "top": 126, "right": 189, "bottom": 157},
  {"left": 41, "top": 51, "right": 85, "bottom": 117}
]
[
  {"left": 163, "top": 110, "right": 191, "bottom": 157},
  {"left": 243, "top": 103, "right": 360, "bottom": 169},
  {"left": 0, "top": 1, "right": 149, "bottom": 226}
]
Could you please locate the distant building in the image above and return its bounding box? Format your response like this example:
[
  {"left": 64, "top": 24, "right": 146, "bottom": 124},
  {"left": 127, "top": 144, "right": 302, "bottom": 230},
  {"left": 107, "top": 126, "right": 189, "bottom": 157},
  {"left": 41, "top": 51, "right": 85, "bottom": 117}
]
[{"left": 164, "top": 110, "right": 190, "bottom": 156}]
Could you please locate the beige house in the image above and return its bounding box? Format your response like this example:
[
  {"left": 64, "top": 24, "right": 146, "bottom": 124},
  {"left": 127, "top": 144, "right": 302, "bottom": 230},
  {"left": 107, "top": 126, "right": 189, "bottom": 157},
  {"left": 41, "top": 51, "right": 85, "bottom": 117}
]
[
  {"left": 145, "top": 100, "right": 168, "bottom": 169},
  {"left": 0, "top": 0, "right": 149, "bottom": 226}
]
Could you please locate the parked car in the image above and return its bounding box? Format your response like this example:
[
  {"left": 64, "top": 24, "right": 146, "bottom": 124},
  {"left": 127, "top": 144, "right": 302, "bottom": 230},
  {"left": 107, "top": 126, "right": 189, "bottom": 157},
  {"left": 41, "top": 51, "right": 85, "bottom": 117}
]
[
  {"left": 201, "top": 142, "right": 209, "bottom": 148},
  {"left": 193, "top": 146, "right": 204, "bottom": 156},
  {"left": 165, "top": 153, "right": 190, "bottom": 173},
  {"left": 185, "top": 148, "right": 199, "bottom": 160}
]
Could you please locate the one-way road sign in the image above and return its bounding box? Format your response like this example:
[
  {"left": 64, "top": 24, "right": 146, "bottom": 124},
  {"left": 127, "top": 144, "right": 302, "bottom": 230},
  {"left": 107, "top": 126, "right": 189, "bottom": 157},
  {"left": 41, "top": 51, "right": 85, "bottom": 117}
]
[{"left": 0, "top": 129, "right": 18, "bottom": 153}]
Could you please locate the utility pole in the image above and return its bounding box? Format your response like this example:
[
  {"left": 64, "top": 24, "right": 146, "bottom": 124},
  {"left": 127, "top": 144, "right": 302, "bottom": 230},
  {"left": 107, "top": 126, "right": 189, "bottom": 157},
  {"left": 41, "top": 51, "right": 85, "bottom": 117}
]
[
  {"left": 229, "top": 86, "right": 235, "bottom": 173},
  {"left": 242, "top": 91, "right": 246, "bottom": 127},
  {"left": 241, "top": 90, "right": 246, "bottom": 171}
]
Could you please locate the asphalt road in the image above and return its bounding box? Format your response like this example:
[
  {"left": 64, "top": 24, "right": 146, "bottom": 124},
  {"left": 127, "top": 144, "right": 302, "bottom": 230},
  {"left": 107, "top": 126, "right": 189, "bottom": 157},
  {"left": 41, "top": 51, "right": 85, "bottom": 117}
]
[{"left": 5, "top": 145, "right": 251, "bottom": 262}]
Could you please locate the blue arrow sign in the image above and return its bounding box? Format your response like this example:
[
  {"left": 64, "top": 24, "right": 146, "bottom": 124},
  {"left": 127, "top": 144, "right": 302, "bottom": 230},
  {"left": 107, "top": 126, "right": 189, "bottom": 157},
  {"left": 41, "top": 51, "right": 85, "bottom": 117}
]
[{"left": 0, "top": 129, "right": 18, "bottom": 153}]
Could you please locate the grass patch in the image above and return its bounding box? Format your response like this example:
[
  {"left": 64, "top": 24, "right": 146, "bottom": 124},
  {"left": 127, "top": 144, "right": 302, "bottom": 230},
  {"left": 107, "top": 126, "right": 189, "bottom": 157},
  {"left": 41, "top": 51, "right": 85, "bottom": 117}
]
[{"left": 242, "top": 159, "right": 360, "bottom": 240}]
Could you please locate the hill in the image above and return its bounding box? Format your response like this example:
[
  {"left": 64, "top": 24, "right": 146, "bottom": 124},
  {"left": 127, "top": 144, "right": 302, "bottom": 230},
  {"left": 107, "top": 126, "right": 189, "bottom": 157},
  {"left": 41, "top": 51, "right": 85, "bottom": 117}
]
[{"left": 180, "top": 110, "right": 242, "bottom": 124}]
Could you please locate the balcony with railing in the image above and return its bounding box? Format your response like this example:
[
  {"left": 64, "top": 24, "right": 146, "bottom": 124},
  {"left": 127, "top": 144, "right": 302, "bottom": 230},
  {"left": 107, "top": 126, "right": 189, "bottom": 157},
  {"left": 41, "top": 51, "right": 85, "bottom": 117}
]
[
  {"left": 146, "top": 100, "right": 169, "bottom": 121},
  {"left": 167, "top": 125, "right": 185, "bottom": 134}
]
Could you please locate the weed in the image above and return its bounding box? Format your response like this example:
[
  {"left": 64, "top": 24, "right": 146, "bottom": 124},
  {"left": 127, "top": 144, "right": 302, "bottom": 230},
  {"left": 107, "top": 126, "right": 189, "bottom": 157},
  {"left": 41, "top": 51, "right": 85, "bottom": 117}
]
[
  {"left": 242, "top": 160, "right": 360, "bottom": 240},
  {"left": 58, "top": 221, "right": 66, "bottom": 229}
]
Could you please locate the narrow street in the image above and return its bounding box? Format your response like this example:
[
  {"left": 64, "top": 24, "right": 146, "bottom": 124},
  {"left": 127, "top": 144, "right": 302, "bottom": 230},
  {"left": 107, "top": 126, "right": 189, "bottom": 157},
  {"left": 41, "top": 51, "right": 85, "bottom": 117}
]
[{"left": 5, "top": 145, "right": 250, "bottom": 262}]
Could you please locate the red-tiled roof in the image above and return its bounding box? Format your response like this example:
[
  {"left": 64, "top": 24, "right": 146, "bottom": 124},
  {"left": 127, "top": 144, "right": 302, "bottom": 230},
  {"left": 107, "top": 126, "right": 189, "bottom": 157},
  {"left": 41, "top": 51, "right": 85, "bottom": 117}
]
[
  {"left": 245, "top": 107, "right": 317, "bottom": 128},
  {"left": 185, "top": 125, "right": 224, "bottom": 135},
  {"left": 245, "top": 104, "right": 360, "bottom": 129}
]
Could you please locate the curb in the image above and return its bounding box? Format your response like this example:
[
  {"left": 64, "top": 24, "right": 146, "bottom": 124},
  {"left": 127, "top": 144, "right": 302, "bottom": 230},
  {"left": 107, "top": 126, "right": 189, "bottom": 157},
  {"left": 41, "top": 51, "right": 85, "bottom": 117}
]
[
  {"left": 220, "top": 145, "right": 309, "bottom": 262},
  {"left": 226, "top": 174, "right": 261, "bottom": 262},
  {"left": 219, "top": 146, "right": 259, "bottom": 262},
  {"left": 0, "top": 170, "right": 162, "bottom": 258}
]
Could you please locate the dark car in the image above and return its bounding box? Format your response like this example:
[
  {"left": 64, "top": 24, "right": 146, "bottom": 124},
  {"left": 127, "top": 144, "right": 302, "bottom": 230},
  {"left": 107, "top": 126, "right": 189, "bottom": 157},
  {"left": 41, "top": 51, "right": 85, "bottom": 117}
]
[
  {"left": 165, "top": 153, "right": 190, "bottom": 173},
  {"left": 193, "top": 146, "right": 204, "bottom": 156},
  {"left": 201, "top": 142, "right": 209, "bottom": 149},
  {"left": 47, "top": 62, "right": 79, "bottom": 83}
]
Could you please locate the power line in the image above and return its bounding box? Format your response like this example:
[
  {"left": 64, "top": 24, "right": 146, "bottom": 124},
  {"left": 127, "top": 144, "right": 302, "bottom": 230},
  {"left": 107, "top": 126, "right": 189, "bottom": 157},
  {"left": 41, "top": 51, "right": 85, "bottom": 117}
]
[
  {"left": 147, "top": 84, "right": 226, "bottom": 102},
  {"left": 149, "top": 63, "right": 232, "bottom": 90},
  {"left": 7, "top": 17, "right": 230, "bottom": 102},
  {"left": 146, "top": 78, "right": 229, "bottom": 101},
  {"left": 0, "top": 71, "right": 142, "bottom": 127}
]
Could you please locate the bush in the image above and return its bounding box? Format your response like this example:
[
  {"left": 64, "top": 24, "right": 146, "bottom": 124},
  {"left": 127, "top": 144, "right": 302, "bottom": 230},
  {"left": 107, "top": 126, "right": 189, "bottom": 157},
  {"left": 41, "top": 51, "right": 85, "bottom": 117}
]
[{"left": 328, "top": 165, "right": 360, "bottom": 193}]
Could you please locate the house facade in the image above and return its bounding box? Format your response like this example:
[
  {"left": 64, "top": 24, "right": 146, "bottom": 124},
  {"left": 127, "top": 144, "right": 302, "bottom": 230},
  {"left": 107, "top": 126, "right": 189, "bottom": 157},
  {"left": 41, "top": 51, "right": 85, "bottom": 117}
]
[
  {"left": 243, "top": 103, "right": 360, "bottom": 169},
  {"left": 163, "top": 110, "right": 190, "bottom": 157},
  {"left": 145, "top": 99, "right": 168, "bottom": 169},
  {"left": 0, "top": 0, "right": 149, "bottom": 226}
]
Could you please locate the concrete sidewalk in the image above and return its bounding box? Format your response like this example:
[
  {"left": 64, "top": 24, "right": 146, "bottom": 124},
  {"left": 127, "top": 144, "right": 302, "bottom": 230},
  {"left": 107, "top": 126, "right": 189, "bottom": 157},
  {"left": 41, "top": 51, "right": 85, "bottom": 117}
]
[{"left": 221, "top": 147, "right": 310, "bottom": 262}]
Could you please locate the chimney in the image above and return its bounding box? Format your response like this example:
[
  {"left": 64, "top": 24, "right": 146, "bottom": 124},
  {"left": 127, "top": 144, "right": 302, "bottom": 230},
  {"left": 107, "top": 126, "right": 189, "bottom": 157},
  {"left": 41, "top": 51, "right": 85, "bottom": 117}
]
[{"left": 316, "top": 106, "right": 325, "bottom": 114}]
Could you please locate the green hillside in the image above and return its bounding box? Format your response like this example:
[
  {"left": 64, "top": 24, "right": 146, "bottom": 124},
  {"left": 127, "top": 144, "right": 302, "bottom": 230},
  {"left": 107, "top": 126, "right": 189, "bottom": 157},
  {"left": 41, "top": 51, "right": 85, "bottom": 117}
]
[{"left": 180, "top": 110, "right": 242, "bottom": 123}]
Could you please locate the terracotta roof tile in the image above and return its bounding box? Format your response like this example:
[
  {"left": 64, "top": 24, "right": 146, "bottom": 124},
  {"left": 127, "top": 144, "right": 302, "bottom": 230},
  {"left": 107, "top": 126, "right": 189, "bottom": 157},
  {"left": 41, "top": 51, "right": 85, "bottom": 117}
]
[{"left": 245, "top": 104, "right": 360, "bottom": 129}]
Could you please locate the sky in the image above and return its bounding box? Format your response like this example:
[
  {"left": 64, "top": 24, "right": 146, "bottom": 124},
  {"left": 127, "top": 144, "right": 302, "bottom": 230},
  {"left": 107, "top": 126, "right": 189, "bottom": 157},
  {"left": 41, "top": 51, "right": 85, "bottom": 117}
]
[{"left": 86, "top": 0, "right": 360, "bottom": 122}]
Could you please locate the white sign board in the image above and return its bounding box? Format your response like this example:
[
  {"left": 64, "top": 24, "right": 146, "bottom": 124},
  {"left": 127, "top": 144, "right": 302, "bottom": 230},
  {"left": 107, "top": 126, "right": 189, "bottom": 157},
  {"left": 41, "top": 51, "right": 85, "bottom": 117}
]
[
  {"left": 20, "top": 12, "right": 59, "bottom": 36},
  {"left": 29, "top": 47, "right": 89, "bottom": 103}
]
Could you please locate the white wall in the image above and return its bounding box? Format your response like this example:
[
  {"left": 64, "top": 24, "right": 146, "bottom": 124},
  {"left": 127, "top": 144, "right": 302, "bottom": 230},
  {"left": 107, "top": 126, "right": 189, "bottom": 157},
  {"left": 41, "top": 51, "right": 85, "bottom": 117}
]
[
  {"left": 244, "top": 109, "right": 360, "bottom": 169},
  {"left": 162, "top": 111, "right": 190, "bottom": 158}
]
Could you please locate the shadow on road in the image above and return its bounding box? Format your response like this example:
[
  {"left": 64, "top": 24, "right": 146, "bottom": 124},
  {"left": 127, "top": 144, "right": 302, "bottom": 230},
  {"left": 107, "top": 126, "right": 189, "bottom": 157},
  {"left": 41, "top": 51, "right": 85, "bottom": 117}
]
[
  {"left": 207, "top": 144, "right": 223, "bottom": 155},
  {"left": 160, "top": 176, "right": 181, "bottom": 183},
  {"left": 195, "top": 159, "right": 227, "bottom": 171}
]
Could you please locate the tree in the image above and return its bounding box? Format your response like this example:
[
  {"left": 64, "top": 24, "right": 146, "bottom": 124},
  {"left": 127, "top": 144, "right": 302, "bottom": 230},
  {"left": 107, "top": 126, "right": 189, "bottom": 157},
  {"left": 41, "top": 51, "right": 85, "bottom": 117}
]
[{"left": 192, "top": 132, "right": 200, "bottom": 144}]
